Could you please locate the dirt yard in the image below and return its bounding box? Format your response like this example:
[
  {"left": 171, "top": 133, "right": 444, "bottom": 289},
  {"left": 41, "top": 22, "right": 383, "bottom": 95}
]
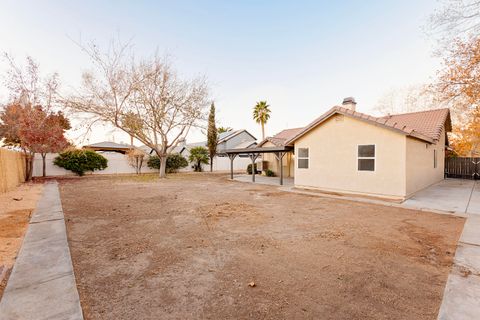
[
  {"left": 59, "top": 173, "right": 465, "bottom": 320},
  {"left": 0, "top": 182, "right": 44, "bottom": 299}
]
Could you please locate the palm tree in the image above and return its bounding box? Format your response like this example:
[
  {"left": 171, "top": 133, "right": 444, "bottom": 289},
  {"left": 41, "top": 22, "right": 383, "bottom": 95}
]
[
  {"left": 188, "top": 146, "right": 209, "bottom": 172},
  {"left": 253, "top": 101, "right": 271, "bottom": 140},
  {"left": 217, "top": 126, "right": 233, "bottom": 134}
]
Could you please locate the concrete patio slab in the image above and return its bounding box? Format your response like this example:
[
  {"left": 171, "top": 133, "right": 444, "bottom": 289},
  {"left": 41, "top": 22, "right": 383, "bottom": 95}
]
[
  {"left": 0, "top": 181, "right": 83, "bottom": 320},
  {"left": 404, "top": 179, "right": 475, "bottom": 214}
]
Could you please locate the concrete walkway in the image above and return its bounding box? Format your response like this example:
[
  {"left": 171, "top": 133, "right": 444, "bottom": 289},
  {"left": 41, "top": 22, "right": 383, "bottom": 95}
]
[
  {"left": 437, "top": 192, "right": 480, "bottom": 319},
  {"left": 0, "top": 181, "right": 83, "bottom": 320}
]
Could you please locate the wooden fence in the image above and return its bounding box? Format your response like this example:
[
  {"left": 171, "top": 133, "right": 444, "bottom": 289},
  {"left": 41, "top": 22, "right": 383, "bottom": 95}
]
[
  {"left": 445, "top": 157, "right": 480, "bottom": 179},
  {"left": 0, "top": 149, "right": 26, "bottom": 194}
]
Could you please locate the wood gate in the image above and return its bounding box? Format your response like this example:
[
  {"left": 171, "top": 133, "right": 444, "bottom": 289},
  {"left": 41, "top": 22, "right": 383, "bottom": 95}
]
[{"left": 445, "top": 157, "right": 480, "bottom": 179}]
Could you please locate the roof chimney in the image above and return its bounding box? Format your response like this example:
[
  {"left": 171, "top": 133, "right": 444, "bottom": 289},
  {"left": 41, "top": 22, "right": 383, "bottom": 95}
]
[{"left": 342, "top": 97, "right": 357, "bottom": 111}]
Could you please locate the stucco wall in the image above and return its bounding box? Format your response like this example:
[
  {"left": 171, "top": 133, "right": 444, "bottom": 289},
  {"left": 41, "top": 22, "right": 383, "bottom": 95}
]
[
  {"left": 405, "top": 128, "right": 445, "bottom": 196},
  {"left": 260, "top": 142, "right": 294, "bottom": 177},
  {"left": 294, "top": 115, "right": 407, "bottom": 199}
]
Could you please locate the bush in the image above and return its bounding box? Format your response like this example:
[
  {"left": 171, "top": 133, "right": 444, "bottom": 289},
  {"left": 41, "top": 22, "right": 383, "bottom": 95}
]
[
  {"left": 147, "top": 155, "right": 160, "bottom": 169},
  {"left": 265, "top": 169, "right": 275, "bottom": 177},
  {"left": 147, "top": 153, "right": 188, "bottom": 173},
  {"left": 54, "top": 149, "right": 108, "bottom": 176},
  {"left": 247, "top": 163, "right": 259, "bottom": 175},
  {"left": 166, "top": 153, "right": 188, "bottom": 173}
]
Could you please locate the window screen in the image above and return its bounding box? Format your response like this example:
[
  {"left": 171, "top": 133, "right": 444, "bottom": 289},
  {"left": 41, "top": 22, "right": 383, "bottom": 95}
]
[
  {"left": 298, "top": 148, "right": 309, "bottom": 169},
  {"left": 358, "top": 145, "right": 375, "bottom": 171}
]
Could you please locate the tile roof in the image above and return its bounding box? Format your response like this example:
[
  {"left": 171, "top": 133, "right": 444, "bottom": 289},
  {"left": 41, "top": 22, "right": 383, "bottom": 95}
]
[
  {"left": 380, "top": 108, "right": 451, "bottom": 142},
  {"left": 286, "top": 106, "right": 451, "bottom": 145},
  {"left": 257, "top": 127, "right": 304, "bottom": 147}
]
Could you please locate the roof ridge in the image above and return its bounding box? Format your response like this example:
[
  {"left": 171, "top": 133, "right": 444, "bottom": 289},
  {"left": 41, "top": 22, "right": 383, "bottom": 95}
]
[{"left": 383, "top": 107, "right": 449, "bottom": 118}]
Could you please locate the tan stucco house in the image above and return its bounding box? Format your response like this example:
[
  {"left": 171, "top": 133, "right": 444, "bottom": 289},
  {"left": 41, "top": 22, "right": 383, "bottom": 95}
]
[{"left": 281, "top": 98, "right": 452, "bottom": 201}]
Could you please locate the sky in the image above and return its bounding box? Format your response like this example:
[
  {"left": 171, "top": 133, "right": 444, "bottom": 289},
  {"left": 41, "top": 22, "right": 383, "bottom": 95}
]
[{"left": 0, "top": 0, "right": 442, "bottom": 146}]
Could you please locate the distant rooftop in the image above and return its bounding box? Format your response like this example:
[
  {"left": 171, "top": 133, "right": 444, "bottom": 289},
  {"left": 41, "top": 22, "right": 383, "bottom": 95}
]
[{"left": 83, "top": 141, "right": 132, "bottom": 149}]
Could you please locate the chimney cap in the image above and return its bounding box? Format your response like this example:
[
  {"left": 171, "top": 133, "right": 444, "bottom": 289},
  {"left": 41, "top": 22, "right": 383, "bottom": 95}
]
[{"left": 342, "top": 97, "right": 357, "bottom": 105}]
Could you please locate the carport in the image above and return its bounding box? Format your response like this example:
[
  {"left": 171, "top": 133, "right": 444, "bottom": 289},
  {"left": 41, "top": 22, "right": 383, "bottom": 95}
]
[{"left": 221, "top": 146, "right": 294, "bottom": 185}]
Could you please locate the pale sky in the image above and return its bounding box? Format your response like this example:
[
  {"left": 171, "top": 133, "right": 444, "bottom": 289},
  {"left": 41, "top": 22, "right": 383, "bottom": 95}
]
[{"left": 0, "top": 0, "right": 442, "bottom": 146}]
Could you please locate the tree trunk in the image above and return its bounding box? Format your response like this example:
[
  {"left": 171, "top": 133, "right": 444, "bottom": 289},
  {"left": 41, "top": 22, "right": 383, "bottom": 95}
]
[
  {"left": 25, "top": 153, "right": 34, "bottom": 181},
  {"left": 24, "top": 155, "right": 31, "bottom": 181},
  {"left": 261, "top": 122, "right": 265, "bottom": 140},
  {"left": 159, "top": 155, "right": 167, "bottom": 178},
  {"left": 41, "top": 153, "right": 47, "bottom": 177},
  {"left": 210, "top": 156, "right": 213, "bottom": 172}
]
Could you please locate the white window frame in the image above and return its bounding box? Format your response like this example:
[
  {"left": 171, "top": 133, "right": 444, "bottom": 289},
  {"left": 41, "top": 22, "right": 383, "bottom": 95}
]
[
  {"left": 357, "top": 144, "right": 376, "bottom": 172},
  {"left": 297, "top": 147, "right": 309, "bottom": 169}
]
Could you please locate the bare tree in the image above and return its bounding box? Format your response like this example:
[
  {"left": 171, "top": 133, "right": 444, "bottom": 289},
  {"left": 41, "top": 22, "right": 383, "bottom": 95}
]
[
  {"left": 65, "top": 41, "right": 210, "bottom": 178},
  {"left": 427, "top": 0, "right": 480, "bottom": 47},
  {"left": 3, "top": 54, "right": 59, "bottom": 108},
  {"left": 1, "top": 54, "right": 64, "bottom": 179},
  {"left": 126, "top": 148, "right": 146, "bottom": 174},
  {"left": 373, "top": 85, "right": 442, "bottom": 115}
]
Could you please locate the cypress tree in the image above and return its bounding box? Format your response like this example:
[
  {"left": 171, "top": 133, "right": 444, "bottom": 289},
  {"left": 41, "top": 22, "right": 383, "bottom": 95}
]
[{"left": 207, "top": 102, "right": 218, "bottom": 172}]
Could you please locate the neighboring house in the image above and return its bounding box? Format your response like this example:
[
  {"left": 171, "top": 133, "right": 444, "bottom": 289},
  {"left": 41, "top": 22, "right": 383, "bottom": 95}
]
[
  {"left": 83, "top": 141, "right": 133, "bottom": 154},
  {"left": 182, "top": 129, "right": 257, "bottom": 171},
  {"left": 284, "top": 98, "right": 451, "bottom": 200},
  {"left": 257, "top": 127, "right": 303, "bottom": 178},
  {"left": 138, "top": 138, "right": 188, "bottom": 156}
]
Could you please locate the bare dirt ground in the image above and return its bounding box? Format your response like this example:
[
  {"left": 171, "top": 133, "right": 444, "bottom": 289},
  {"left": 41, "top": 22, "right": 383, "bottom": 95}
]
[
  {"left": 0, "top": 183, "right": 44, "bottom": 299},
  {"left": 59, "top": 173, "right": 465, "bottom": 320}
]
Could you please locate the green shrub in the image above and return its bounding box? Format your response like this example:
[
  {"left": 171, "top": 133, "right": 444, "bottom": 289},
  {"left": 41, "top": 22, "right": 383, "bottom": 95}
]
[
  {"left": 247, "top": 163, "right": 259, "bottom": 175},
  {"left": 147, "top": 155, "right": 160, "bottom": 169},
  {"left": 167, "top": 153, "right": 189, "bottom": 173},
  {"left": 54, "top": 149, "right": 108, "bottom": 176},
  {"left": 147, "top": 153, "right": 188, "bottom": 173},
  {"left": 265, "top": 169, "right": 275, "bottom": 177}
]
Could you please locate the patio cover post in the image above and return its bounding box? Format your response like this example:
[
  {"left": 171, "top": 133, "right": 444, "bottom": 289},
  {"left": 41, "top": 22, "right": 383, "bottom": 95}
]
[
  {"left": 275, "top": 152, "right": 287, "bottom": 186},
  {"left": 249, "top": 153, "right": 260, "bottom": 182},
  {"left": 228, "top": 153, "right": 237, "bottom": 179}
]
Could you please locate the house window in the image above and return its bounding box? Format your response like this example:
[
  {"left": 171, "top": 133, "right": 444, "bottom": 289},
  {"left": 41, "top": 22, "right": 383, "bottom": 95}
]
[
  {"left": 434, "top": 149, "right": 437, "bottom": 168},
  {"left": 298, "top": 148, "right": 309, "bottom": 169},
  {"left": 358, "top": 145, "right": 375, "bottom": 171}
]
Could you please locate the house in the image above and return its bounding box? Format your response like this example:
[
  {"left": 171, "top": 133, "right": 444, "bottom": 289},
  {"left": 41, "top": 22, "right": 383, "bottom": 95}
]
[
  {"left": 225, "top": 97, "right": 452, "bottom": 201},
  {"left": 286, "top": 97, "right": 451, "bottom": 200},
  {"left": 257, "top": 127, "right": 303, "bottom": 177},
  {"left": 182, "top": 129, "right": 258, "bottom": 171},
  {"left": 83, "top": 141, "right": 133, "bottom": 154}
]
